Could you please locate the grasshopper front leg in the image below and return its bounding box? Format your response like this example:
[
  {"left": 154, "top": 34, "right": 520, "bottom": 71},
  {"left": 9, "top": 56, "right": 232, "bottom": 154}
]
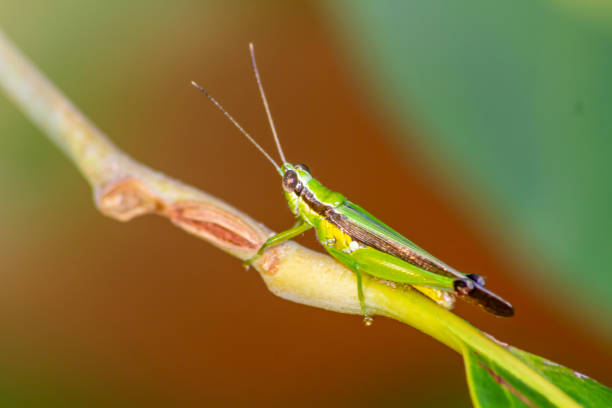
[{"left": 244, "top": 219, "right": 312, "bottom": 267}]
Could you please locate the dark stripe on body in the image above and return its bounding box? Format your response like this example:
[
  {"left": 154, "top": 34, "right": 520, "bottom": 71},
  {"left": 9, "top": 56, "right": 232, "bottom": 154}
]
[
  {"left": 301, "top": 189, "right": 449, "bottom": 276},
  {"left": 300, "top": 189, "right": 329, "bottom": 217}
]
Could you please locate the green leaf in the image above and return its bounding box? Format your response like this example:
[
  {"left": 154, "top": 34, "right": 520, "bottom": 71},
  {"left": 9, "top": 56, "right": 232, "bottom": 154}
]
[
  {"left": 463, "top": 343, "right": 612, "bottom": 407},
  {"left": 508, "top": 347, "right": 612, "bottom": 407},
  {"left": 465, "top": 348, "right": 554, "bottom": 408}
]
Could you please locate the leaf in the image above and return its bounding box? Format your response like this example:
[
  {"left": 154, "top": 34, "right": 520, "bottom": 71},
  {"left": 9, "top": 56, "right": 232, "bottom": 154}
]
[
  {"left": 508, "top": 347, "right": 612, "bottom": 408},
  {"left": 463, "top": 343, "right": 612, "bottom": 408}
]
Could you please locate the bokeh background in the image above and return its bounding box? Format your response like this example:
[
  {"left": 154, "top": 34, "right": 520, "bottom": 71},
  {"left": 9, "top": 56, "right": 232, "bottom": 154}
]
[{"left": 1, "top": 1, "right": 611, "bottom": 406}]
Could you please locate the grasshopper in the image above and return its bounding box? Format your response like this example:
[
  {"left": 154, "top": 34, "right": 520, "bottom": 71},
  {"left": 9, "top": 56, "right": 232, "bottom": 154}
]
[{"left": 192, "top": 44, "right": 514, "bottom": 324}]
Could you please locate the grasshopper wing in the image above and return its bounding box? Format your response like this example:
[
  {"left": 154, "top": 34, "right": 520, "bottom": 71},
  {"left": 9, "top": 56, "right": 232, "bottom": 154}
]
[{"left": 328, "top": 201, "right": 514, "bottom": 317}]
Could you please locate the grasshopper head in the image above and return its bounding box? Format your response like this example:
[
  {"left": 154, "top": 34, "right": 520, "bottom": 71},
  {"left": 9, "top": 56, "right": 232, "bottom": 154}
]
[
  {"left": 281, "top": 163, "right": 312, "bottom": 195},
  {"left": 281, "top": 163, "right": 313, "bottom": 216}
]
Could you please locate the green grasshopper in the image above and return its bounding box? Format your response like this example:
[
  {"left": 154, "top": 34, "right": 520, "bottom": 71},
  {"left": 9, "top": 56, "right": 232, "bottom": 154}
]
[{"left": 192, "top": 44, "right": 514, "bottom": 324}]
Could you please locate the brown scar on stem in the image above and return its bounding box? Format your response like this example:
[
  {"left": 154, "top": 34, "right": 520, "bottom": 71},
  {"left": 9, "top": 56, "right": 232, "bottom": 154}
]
[
  {"left": 166, "top": 201, "right": 259, "bottom": 250},
  {"left": 97, "top": 179, "right": 260, "bottom": 250},
  {"left": 97, "top": 177, "right": 164, "bottom": 222},
  {"left": 260, "top": 248, "right": 281, "bottom": 275},
  {"left": 477, "top": 361, "right": 535, "bottom": 407}
]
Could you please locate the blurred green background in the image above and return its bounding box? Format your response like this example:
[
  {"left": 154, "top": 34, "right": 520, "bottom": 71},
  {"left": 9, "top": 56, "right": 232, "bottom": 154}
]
[{"left": 0, "top": 1, "right": 610, "bottom": 406}]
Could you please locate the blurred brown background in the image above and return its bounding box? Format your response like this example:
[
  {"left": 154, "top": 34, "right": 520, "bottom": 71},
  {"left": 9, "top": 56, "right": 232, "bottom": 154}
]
[{"left": 0, "top": 1, "right": 610, "bottom": 407}]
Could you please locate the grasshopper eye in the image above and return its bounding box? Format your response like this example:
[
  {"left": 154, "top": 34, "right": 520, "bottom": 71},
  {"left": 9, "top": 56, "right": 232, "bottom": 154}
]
[
  {"left": 282, "top": 170, "right": 299, "bottom": 192},
  {"left": 295, "top": 163, "right": 310, "bottom": 174}
]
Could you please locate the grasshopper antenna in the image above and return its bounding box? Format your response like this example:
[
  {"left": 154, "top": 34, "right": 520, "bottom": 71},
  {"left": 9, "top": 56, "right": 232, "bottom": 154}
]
[
  {"left": 191, "top": 80, "right": 280, "bottom": 172},
  {"left": 249, "top": 43, "right": 287, "bottom": 164}
]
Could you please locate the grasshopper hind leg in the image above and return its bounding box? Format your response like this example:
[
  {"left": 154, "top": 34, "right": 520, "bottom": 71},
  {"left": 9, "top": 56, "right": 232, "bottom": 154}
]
[
  {"left": 326, "top": 248, "right": 373, "bottom": 326},
  {"left": 354, "top": 266, "right": 374, "bottom": 326}
]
